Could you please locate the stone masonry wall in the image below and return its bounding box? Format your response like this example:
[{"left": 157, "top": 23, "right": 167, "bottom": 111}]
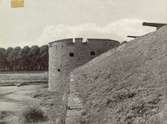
[{"left": 48, "top": 38, "right": 120, "bottom": 92}]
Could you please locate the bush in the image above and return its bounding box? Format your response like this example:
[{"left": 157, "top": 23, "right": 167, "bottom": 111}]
[
  {"left": 0, "top": 111, "right": 9, "bottom": 120},
  {"left": 18, "top": 105, "right": 48, "bottom": 123}
]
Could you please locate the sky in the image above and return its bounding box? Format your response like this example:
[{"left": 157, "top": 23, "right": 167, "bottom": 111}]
[{"left": 0, "top": 0, "right": 167, "bottom": 48}]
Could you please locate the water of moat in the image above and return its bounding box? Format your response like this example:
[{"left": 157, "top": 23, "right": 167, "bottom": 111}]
[{"left": 0, "top": 85, "right": 43, "bottom": 112}]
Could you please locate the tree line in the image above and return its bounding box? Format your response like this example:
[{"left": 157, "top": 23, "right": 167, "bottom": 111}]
[{"left": 0, "top": 45, "right": 48, "bottom": 71}]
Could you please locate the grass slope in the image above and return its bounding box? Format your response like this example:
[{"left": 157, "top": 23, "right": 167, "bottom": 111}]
[{"left": 72, "top": 26, "right": 167, "bottom": 124}]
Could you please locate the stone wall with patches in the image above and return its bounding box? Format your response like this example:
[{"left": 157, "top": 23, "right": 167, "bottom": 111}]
[{"left": 48, "top": 38, "right": 120, "bottom": 91}]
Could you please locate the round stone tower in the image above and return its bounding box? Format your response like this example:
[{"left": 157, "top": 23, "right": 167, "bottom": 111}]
[{"left": 48, "top": 38, "right": 120, "bottom": 91}]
